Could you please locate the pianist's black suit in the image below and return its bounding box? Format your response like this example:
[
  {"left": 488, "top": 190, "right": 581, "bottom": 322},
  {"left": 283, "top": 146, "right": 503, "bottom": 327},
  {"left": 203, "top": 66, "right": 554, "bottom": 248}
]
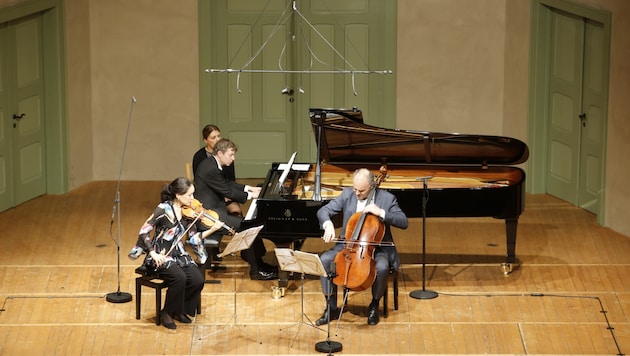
[{"left": 194, "top": 156, "right": 268, "bottom": 274}]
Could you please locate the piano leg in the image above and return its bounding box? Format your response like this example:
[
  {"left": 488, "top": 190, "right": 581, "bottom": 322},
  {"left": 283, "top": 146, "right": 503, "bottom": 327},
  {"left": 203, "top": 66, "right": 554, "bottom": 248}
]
[{"left": 502, "top": 217, "right": 518, "bottom": 275}]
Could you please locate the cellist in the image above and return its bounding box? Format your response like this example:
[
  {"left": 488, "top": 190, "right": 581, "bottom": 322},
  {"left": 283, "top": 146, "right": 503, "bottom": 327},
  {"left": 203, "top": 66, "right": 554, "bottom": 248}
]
[{"left": 315, "top": 168, "right": 408, "bottom": 326}]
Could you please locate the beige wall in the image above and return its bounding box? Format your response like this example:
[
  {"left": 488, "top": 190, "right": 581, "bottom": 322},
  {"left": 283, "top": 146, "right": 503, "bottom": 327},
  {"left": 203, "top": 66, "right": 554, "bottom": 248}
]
[
  {"left": 397, "top": 0, "right": 510, "bottom": 137},
  {"left": 4, "top": 0, "right": 630, "bottom": 236},
  {"left": 65, "top": 0, "right": 92, "bottom": 188},
  {"left": 65, "top": 0, "right": 201, "bottom": 184}
]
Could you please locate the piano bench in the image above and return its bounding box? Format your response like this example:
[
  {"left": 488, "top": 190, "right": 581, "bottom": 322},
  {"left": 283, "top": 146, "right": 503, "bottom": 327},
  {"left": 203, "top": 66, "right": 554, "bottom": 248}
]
[
  {"left": 343, "top": 267, "right": 399, "bottom": 318},
  {"left": 134, "top": 266, "right": 202, "bottom": 325},
  {"left": 201, "top": 233, "right": 223, "bottom": 284}
]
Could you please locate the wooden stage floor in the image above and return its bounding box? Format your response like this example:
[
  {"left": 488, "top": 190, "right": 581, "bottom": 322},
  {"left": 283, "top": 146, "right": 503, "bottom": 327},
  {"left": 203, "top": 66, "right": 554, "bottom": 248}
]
[{"left": 0, "top": 181, "right": 628, "bottom": 355}]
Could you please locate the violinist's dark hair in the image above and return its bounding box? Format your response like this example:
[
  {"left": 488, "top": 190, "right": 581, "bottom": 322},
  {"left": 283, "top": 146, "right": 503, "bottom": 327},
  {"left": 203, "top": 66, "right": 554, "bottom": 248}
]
[
  {"left": 161, "top": 177, "right": 192, "bottom": 202},
  {"left": 212, "top": 138, "right": 238, "bottom": 155}
]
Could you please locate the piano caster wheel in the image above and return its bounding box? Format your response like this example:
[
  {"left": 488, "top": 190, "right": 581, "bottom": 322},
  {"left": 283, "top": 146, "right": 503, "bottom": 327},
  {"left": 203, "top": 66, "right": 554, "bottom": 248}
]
[{"left": 501, "top": 263, "right": 512, "bottom": 275}]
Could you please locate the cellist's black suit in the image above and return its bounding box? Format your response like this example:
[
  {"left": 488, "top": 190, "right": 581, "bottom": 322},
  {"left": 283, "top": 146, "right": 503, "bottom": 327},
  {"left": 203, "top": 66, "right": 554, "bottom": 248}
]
[{"left": 316, "top": 185, "right": 408, "bottom": 325}]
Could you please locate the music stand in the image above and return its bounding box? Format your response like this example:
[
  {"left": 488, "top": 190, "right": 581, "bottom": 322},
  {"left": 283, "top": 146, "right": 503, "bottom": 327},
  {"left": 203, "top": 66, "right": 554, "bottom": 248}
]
[
  {"left": 275, "top": 248, "right": 327, "bottom": 347},
  {"left": 200, "top": 225, "right": 263, "bottom": 340},
  {"left": 410, "top": 176, "right": 438, "bottom": 300}
]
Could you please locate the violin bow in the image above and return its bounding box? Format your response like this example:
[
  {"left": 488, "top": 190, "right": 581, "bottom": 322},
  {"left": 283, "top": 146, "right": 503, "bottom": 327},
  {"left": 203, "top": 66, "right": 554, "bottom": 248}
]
[
  {"left": 331, "top": 238, "right": 394, "bottom": 247},
  {"left": 164, "top": 211, "right": 203, "bottom": 258}
]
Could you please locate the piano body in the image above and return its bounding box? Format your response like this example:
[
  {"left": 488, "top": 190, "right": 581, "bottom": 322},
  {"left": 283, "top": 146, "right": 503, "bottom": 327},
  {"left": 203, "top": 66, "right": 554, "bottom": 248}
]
[{"left": 244, "top": 108, "right": 528, "bottom": 275}]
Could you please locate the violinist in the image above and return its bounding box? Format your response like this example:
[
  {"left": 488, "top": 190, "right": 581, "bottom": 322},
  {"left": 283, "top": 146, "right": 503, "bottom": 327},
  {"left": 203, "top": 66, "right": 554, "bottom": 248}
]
[
  {"left": 315, "top": 168, "right": 408, "bottom": 326},
  {"left": 129, "top": 177, "right": 224, "bottom": 329}
]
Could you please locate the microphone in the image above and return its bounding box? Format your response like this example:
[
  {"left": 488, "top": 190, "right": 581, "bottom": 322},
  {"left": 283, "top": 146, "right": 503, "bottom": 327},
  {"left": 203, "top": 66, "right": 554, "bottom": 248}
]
[
  {"left": 110, "top": 203, "right": 117, "bottom": 225},
  {"left": 132, "top": 96, "right": 137, "bottom": 103}
]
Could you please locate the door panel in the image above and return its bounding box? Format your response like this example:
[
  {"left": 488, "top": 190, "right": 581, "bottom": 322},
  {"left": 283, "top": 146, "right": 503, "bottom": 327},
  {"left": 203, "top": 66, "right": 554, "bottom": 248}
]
[
  {"left": 12, "top": 16, "right": 46, "bottom": 205},
  {"left": 0, "top": 15, "right": 47, "bottom": 210},
  {"left": 215, "top": 4, "right": 296, "bottom": 178},
  {"left": 578, "top": 21, "right": 606, "bottom": 214},
  {"left": 204, "top": 0, "right": 395, "bottom": 178},
  {"left": 546, "top": 10, "right": 583, "bottom": 204},
  {"left": 0, "top": 23, "right": 10, "bottom": 211}
]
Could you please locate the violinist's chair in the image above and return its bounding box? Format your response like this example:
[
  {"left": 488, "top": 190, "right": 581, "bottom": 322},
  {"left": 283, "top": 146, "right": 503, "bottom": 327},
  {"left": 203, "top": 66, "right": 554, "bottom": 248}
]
[
  {"left": 343, "top": 267, "right": 399, "bottom": 318},
  {"left": 135, "top": 266, "right": 202, "bottom": 325}
]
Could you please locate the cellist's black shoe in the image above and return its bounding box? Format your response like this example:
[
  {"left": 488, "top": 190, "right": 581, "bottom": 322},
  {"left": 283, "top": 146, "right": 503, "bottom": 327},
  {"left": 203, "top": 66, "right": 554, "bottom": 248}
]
[
  {"left": 315, "top": 308, "right": 341, "bottom": 326},
  {"left": 367, "top": 305, "right": 379, "bottom": 325}
]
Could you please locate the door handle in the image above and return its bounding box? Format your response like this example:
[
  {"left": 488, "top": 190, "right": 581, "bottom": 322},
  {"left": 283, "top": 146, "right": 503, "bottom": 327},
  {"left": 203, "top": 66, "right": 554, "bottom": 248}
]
[
  {"left": 578, "top": 113, "right": 586, "bottom": 127},
  {"left": 13, "top": 113, "right": 26, "bottom": 128}
]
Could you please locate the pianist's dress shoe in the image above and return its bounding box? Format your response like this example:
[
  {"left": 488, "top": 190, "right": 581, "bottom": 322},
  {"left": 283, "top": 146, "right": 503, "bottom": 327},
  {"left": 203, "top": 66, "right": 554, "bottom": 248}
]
[
  {"left": 315, "top": 308, "right": 341, "bottom": 326},
  {"left": 260, "top": 262, "right": 279, "bottom": 273},
  {"left": 210, "top": 247, "right": 223, "bottom": 263},
  {"left": 249, "top": 270, "right": 277, "bottom": 280},
  {"left": 160, "top": 311, "right": 176, "bottom": 330},
  {"left": 172, "top": 313, "right": 192, "bottom": 324},
  {"left": 367, "top": 305, "right": 379, "bottom": 326}
]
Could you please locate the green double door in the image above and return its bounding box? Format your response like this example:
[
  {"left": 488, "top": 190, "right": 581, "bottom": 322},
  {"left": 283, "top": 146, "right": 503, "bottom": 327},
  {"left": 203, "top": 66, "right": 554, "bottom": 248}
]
[
  {"left": 200, "top": 0, "right": 396, "bottom": 178},
  {"left": 546, "top": 8, "right": 608, "bottom": 214},
  {"left": 0, "top": 14, "right": 46, "bottom": 212}
]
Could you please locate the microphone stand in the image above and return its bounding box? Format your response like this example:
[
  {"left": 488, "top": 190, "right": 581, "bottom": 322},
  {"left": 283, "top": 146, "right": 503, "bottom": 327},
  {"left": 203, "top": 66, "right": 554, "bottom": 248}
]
[
  {"left": 106, "top": 97, "right": 137, "bottom": 304},
  {"left": 409, "top": 176, "right": 438, "bottom": 300},
  {"left": 315, "top": 264, "right": 342, "bottom": 354},
  {"left": 312, "top": 111, "right": 324, "bottom": 202}
]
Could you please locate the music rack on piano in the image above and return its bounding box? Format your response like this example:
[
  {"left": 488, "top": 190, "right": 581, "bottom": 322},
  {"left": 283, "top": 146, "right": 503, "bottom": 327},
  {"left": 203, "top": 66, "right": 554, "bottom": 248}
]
[{"left": 244, "top": 107, "right": 528, "bottom": 275}]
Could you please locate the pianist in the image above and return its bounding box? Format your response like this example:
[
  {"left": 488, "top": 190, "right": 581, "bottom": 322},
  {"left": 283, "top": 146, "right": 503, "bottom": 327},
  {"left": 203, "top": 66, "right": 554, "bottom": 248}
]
[
  {"left": 194, "top": 138, "right": 278, "bottom": 280},
  {"left": 315, "top": 168, "right": 408, "bottom": 326}
]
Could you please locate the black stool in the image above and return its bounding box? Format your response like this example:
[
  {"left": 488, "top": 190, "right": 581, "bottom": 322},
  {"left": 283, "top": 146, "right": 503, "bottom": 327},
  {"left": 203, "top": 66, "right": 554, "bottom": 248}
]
[
  {"left": 135, "top": 266, "right": 167, "bottom": 325},
  {"left": 201, "top": 233, "right": 223, "bottom": 284},
  {"left": 343, "top": 267, "right": 399, "bottom": 318},
  {"left": 382, "top": 268, "right": 399, "bottom": 318},
  {"left": 135, "top": 265, "right": 204, "bottom": 326}
]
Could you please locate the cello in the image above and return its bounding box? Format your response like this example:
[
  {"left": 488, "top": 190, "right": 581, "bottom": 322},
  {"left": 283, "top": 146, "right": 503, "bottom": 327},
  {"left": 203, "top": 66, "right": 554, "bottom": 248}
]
[{"left": 333, "top": 168, "right": 387, "bottom": 291}]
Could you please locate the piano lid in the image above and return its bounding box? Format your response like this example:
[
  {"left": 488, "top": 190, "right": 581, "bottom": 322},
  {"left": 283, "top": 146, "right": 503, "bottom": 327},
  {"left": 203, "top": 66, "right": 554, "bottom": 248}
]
[{"left": 310, "top": 108, "right": 529, "bottom": 166}]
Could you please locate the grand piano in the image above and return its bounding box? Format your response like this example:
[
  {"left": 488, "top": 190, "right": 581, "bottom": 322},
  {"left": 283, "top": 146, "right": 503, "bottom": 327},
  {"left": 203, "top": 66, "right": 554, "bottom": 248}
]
[{"left": 244, "top": 108, "right": 528, "bottom": 275}]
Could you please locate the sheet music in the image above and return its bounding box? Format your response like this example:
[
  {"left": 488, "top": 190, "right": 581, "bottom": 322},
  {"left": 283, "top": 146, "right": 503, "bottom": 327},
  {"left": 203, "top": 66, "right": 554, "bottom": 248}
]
[
  {"left": 278, "top": 163, "right": 310, "bottom": 171},
  {"left": 218, "top": 225, "right": 263, "bottom": 258},
  {"left": 274, "top": 248, "right": 327, "bottom": 277},
  {"left": 246, "top": 152, "right": 298, "bottom": 220},
  {"left": 276, "top": 151, "right": 297, "bottom": 190}
]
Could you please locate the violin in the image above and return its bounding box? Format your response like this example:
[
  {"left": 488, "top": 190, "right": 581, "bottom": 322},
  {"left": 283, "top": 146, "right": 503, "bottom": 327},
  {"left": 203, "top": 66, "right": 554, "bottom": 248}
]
[
  {"left": 181, "top": 199, "right": 236, "bottom": 235},
  {"left": 333, "top": 167, "right": 387, "bottom": 291}
]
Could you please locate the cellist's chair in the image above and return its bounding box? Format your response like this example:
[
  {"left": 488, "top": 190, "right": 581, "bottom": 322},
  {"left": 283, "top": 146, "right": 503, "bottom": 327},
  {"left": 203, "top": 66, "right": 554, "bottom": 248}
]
[
  {"left": 343, "top": 266, "right": 398, "bottom": 318},
  {"left": 382, "top": 267, "right": 399, "bottom": 318}
]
